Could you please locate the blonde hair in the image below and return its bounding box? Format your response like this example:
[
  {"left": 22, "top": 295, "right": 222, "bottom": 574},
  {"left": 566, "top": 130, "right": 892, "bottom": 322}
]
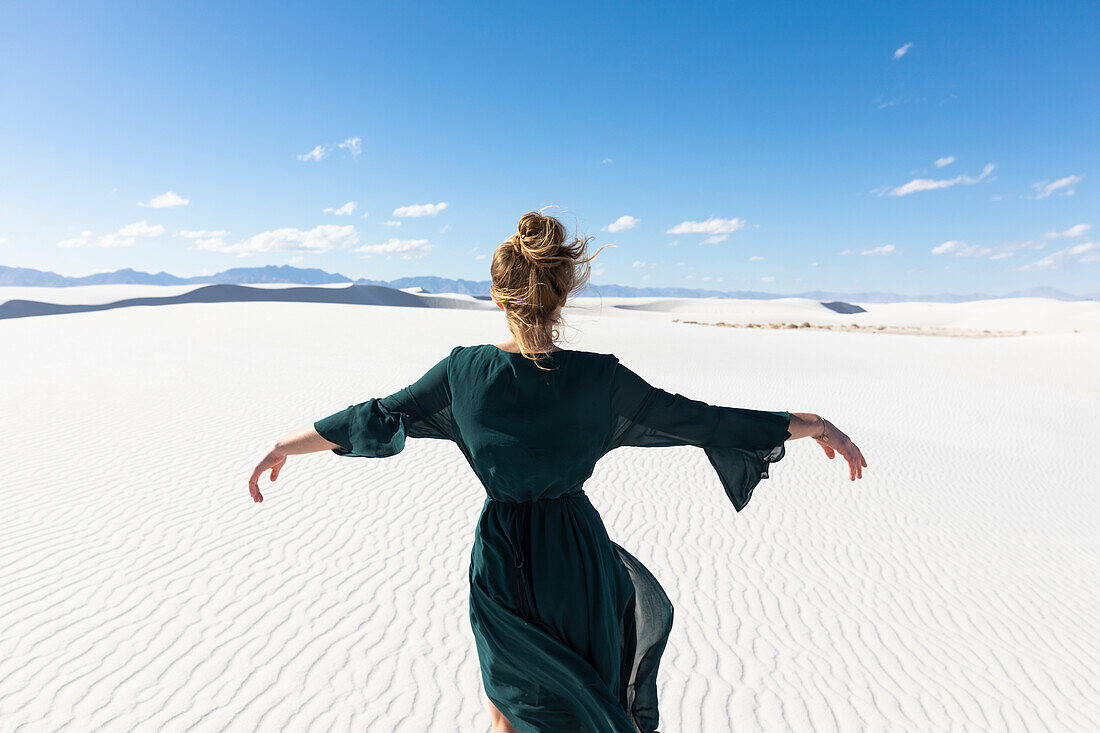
[{"left": 490, "top": 208, "right": 614, "bottom": 371}]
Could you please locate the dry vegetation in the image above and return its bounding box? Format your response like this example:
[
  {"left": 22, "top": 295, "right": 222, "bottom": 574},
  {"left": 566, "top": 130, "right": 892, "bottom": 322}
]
[{"left": 672, "top": 318, "right": 1038, "bottom": 338}]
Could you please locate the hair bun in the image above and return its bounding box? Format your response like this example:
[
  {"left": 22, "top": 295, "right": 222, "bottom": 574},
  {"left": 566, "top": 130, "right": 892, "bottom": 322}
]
[
  {"left": 514, "top": 212, "right": 566, "bottom": 269},
  {"left": 517, "top": 213, "right": 549, "bottom": 242}
]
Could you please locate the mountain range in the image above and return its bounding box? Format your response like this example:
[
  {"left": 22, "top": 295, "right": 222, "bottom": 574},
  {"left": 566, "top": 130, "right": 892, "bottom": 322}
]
[{"left": 1, "top": 264, "right": 1095, "bottom": 303}]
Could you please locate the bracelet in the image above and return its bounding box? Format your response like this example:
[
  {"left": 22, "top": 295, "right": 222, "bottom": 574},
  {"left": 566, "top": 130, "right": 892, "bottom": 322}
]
[{"left": 815, "top": 416, "right": 829, "bottom": 442}]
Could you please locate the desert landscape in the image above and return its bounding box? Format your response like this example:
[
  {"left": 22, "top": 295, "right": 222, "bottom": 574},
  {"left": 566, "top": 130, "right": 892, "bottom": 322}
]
[{"left": 1, "top": 285, "right": 1097, "bottom": 730}]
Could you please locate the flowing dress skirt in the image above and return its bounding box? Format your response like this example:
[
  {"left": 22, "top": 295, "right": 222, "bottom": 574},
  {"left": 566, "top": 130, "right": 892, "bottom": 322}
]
[{"left": 469, "top": 492, "right": 673, "bottom": 733}]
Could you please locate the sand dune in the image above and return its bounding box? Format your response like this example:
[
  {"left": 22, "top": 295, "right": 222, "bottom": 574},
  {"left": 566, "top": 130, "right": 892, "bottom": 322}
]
[
  {"left": 1, "top": 298, "right": 1098, "bottom": 730},
  {"left": 5, "top": 284, "right": 1099, "bottom": 334},
  {"left": 0, "top": 283, "right": 496, "bottom": 320},
  {"left": 0, "top": 282, "right": 352, "bottom": 305}
]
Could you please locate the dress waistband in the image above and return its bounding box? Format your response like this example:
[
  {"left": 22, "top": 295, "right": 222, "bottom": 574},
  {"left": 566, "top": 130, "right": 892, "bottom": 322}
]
[{"left": 485, "top": 490, "right": 585, "bottom": 505}]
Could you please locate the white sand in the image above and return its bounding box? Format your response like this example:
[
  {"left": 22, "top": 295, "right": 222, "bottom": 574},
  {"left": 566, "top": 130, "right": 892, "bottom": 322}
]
[
  {"left": 5, "top": 284, "right": 1097, "bottom": 333},
  {"left": 1, "top": 296, "right": 1098, "bottom": 730},
  {"left": 571, "top": 295, "right": 1100, "bottom": 335}
]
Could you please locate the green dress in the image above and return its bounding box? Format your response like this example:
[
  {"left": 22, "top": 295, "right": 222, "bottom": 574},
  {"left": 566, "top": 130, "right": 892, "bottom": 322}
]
[{"left": 314, "top": 344, "right": 791, "bottom": 732}]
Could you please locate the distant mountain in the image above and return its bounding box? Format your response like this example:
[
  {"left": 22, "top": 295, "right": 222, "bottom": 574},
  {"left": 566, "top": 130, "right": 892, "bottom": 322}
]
[
  {"left": 191, "top": 265, "right": 353, "bottom": 285},
  {"left": 361, "top": 275, "right": 493, "bottom": 296},
  {"left": 69, "top": 267, "right": 192, "bottom": 286},
  {"left": 1, "top": 264, "right": 1095, "bottom": 302},
  {"left": 0, "top": 264, "right": 352, "bottom": 287},
  {"left": 0, "top": 265, "right": 72, "bottom": 287}
]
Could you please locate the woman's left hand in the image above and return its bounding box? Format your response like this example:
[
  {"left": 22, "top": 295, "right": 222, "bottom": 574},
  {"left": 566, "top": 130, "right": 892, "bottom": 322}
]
[{"left": 249, "top": 448, "right": 286, "bottom": 503}]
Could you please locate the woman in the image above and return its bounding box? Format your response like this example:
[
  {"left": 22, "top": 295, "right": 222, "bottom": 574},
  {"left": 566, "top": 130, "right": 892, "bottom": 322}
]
[{"left": 248, "top": 210, "right": 867, "bottom": 733}]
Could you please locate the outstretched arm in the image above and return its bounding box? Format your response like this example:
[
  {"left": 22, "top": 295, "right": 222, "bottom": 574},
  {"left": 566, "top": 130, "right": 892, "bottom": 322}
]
[
  {"left": 248, "top": 427, "right": 340, "bottom": 503},
  {"left": 606, "top": 356, "right": 868, "bottom": 510},
  {"left": 248, "top": 346, "right": 459, "bottom": 504}
]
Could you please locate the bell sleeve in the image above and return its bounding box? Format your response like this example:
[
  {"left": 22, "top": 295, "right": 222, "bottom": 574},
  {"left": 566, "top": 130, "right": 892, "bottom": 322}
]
[
  {"left": 313, "top": 346, "right": 461, "bottom": 458},
  {"left": 604, "top": 355, "right": 791, "bottom": 512}
]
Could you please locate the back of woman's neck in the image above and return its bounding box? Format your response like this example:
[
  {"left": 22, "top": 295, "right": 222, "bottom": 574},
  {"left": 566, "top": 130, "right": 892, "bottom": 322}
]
[{"left": 494, "top": 339, "right": 560, "bottom": 354}]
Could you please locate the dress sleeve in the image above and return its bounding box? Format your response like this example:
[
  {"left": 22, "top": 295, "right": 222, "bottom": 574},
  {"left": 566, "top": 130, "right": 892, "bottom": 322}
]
[
  {"left": 313, "top": 346, "right": 461, "bottom": 457},
  {"left": 604, "top": 355, "right": 791, "bottom": 512}
]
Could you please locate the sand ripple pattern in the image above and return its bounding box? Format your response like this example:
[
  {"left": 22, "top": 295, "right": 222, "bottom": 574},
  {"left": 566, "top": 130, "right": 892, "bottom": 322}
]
[{"left": 1, "top": 302, "right": 1097, "bottom": 731}]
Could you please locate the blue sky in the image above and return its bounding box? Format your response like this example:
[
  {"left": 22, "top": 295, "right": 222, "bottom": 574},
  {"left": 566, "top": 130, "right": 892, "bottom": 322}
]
[{"left": 1, "top": 1, "right": 1097, "bottom": 295}]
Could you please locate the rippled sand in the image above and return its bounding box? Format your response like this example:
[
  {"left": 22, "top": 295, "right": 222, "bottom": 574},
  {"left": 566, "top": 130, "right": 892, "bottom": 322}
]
[{"left": 1, "top": 293, "right": 1097, "bottom": 730}]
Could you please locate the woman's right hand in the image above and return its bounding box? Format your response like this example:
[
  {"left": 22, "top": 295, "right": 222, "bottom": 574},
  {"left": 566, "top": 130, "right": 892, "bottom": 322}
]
[{"left": 815, "top": 418, "right": 867, "bottom": 481}]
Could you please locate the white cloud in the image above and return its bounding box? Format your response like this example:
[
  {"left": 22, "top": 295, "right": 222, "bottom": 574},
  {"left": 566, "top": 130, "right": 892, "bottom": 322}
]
[
  {"left": 287, "top": 256, "right": 304, "bottom": 264},
  {"left": 930, "top": 236, "right": 1046, "bottom": 261},
  {"left": 298, "top": 137, "right": 363, "bottom": 162},
  {"left": 666, "top": 217, "right": 746, "bottom": 235},
  {"left": 384, "top": 220, "right": 402, "bottom": 227},
  {"left": 1031, "top": 174, "right": 1084, "bottom": 199},
  {"left": 297, "top": 145, "right": 328, "bottom": 162},
  {"left": 1016, "top": 241, "right": 1097, "bottom": 271},
  {"left": 631, "top": 260, "right": 658, "bottom": 269},
  {"left": 700, "top": 234, "right": 729, "bottom": 245},
  {"left": 354, "top": 238, "right": 432, "bottom": 258},
  {"left": 604, "top": 215, "right": 639, "bottom": 233},
  {"left": 338, "top": 137, "right": 362, "bottom": 159},
  {"left": 1045, "top": 223, "right": 1092, "bottom": 238},
  {"left": 86, "top": 220, "right": 166, "bottom": 248},
  {"left": 393, "top": 202, "right": 448, "bottom": 218},
  {"left": 858, "top": 244, "right": 897, "bottom": 256},
  {"left": 138, "top": 191, "right": 189, "bottom": 208},
  {"left": 361, "top": 212, "right": 370, "bottom": 219},
  {"left": 666, "top": 240, "right": 679, "bottom": 247},
  {"left": 200, "top": 225, "right": 357, "bottom": 255},
  {"left": 439, "top": 224, "right": 450, "bottom": 234},
  {"left": 0, "top": 236, "right": 7, "bottom": 245},
  {"left": 475, "top": 253, "right": 488, "bottom": 260},
  {"left": 893, "top": 42, "right": 914, "bottom": 59},
  {"left": 932, "top": 240, "right": 993, "bottom": 257},
  {"left": 119, "top": 220, "right": 165, "bottom": 237},
  {"left": 57, "top": 230, "right": 93, "bottom": 248},
  {"left": 810, "top": 261, "right": 819, "bottom": 267},
  {"left": 323, "top": 201, "right": 358, "bottom": 216},
  {"left": 179, "top": 229, "right": 229, "bottom": 251},
  {"left": 748, "top": 255, "right": 764, "bottom": 262},
  {"left": 935, "top": 156, "right": 955, "bottom": 168},
  {"left": 840, "top": 244, "right": 893, "bottom": 255},
  {"left": 602, "top": 157, "right": 613, "bottom": 164},
  {"left": 96, "top": 234, "right": 133, "bottom": 248},
  {"left": 880, "top": 163, "right": 994, "bottom": 197},
  {"left": 760, "top": 276, "right": 776, "bottom": 283}
]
